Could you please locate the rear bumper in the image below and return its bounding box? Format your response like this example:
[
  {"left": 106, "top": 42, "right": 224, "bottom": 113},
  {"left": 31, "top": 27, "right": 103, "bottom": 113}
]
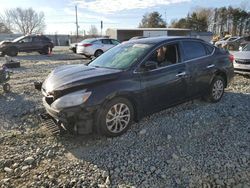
[
  {"left": 76, "top": 46, "right": 93, "bottom": 55},
  {"left": 233, "top": 63, "right": 250, "bottom": 75},
  {"left": 42, "top": 97, "right": 97, "bottom": 134},
  {"left": 234, "top": 69, "right": 250, "bottom": 75}
]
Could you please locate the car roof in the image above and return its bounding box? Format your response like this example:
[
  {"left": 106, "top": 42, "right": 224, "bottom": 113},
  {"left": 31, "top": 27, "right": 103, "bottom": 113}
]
[
  {"left": 84, "top": 38, "right": 115, "bottom": 40},
  {"left": 124, "top": 36, "right": 205, "bottom": 45}
]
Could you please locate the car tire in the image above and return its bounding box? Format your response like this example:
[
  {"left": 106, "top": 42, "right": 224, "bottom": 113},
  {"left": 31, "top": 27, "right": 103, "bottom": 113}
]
[
  {"left": 96, "top": 97, "right": 134, "bottom": 137},
  {"left": 7, "top": 47, "right": 18, "bottom": 57},
  {"left": 205, "top": 76, "right": 225, "bottom": 103},
  {"left": 94, "top": 50, "right": 103, "bottom": 57},
  {"left": 42, "top": 46, "right": 50, "bottom": 55}
]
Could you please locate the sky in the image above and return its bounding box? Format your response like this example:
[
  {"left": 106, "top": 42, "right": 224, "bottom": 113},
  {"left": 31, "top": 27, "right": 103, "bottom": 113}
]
[{"left": 0, "top": 0, "right": 249, "bottom": 35}]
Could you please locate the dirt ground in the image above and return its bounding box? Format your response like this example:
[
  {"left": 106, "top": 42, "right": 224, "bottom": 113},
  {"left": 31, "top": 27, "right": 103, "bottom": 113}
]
[{"left": 0, "top": 48, "right": 249, "bottom": 188}]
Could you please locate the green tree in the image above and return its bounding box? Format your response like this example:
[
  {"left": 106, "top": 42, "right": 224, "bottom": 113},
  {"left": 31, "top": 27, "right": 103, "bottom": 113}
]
[
  {"left": 139, "top": 12, "right": 166, "bottom": 28},
  {"left": 171, "top": 18, "right": 188, "bottom": 28}
]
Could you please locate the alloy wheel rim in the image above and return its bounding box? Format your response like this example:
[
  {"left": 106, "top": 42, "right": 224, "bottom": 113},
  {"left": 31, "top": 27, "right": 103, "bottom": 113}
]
[
  {"left": 106, "top": 103, "right": 130, "bottom": 133},
  {"left": 212, "top": 80, "right": 224, "bottom": 100}
]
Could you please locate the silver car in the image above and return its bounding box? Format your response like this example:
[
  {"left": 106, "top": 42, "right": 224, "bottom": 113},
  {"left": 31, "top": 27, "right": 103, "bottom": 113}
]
[
  {"left": 76, "top": 38, "right": 120, "bottom": 57},
  {"left": 215, "top": 36, "right": 240, "bottom": 48},
  {"left": 233, "top": 44, "right": 250, "bottom": 75}
]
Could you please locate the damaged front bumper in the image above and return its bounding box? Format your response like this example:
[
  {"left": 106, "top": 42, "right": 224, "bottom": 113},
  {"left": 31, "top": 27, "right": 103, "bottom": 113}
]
[{"left": 41, "top": 97, "right": 97, "bottom": 134}]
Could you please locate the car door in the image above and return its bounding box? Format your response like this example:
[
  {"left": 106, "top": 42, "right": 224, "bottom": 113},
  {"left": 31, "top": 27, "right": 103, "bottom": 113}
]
[
  {"left": 101, "top": 39, "right": 114, "bottom": 51},
  {"left": 139, "top": 42, "right": 189, "bottom": 114},
  {"left": 16, "top": 36, "right": 32, "bottom": 52},
  {"left": 180, "top": 40, "right": 216, "bottom": 97},
  {"left": 31, "top": 36, "right": 43, "bottom": 50}
]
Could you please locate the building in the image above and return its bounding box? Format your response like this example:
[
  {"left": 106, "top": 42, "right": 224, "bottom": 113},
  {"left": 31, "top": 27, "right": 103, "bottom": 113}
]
[
  {"left": 106, "top": 28, "right": 213, "bottom": 42},
  {"left": 106, "top": 28, "right": 191, "bottom": 42}
]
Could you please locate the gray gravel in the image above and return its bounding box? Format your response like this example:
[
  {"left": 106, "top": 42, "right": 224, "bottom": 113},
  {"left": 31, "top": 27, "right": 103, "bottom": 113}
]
[{"left": 0, "top": 50, "right": 250, "bottom": 187}]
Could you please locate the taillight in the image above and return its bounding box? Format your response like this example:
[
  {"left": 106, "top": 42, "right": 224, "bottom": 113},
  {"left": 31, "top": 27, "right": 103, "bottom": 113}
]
[
  {"left": 82, "top": 43, "right": 92, "bottom": 47},
  {"left": 229, "top": 54, "right": 234, "bottom": 63}
]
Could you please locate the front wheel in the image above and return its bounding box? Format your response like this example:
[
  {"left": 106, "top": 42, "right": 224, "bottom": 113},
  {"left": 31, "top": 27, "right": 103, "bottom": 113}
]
[
  {"left": 205, "top": 76, "right": 225, "bottom": 103},
  {"left": 97, "top": 97, "right": 134, "bottom": 137},
  {"left": 7, "top": 47, "right": 18, "bottom": 57}
]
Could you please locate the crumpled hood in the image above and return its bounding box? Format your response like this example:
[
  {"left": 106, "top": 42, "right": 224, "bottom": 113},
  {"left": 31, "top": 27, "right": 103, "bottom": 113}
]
[{"left": 42, "top": 64, "right": 121, "bottom": 94}]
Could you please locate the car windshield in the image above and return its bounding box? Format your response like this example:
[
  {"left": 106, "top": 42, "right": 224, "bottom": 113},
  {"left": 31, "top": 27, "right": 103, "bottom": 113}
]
[
  {"left": 89, "top": 43, "right": 152, "bottom": 70},
  {"left": 242, "top": 44, "right": 250, "bottom": 51},
  {"left": 12, "top": 36, "right": 25, "bottom": 42}
]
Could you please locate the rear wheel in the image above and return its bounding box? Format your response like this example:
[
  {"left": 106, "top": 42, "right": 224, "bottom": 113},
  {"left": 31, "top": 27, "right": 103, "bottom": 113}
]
[
  {"left": 97, "top": 97, "right": 134, "bottom": 137},
  {"left": 94, "top": 50, "right": 103, "bottom": 57},
  {"left": 41, "top": 46, "right": 50, "bottom": 55},
  {"left": 205, "top": 76, "right": 225, "bottom": 103}
]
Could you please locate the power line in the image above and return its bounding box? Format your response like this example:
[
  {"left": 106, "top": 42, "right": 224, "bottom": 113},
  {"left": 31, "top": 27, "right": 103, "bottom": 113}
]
[{"left": 46, "top": 21, "right": 117, "bottom": 24}]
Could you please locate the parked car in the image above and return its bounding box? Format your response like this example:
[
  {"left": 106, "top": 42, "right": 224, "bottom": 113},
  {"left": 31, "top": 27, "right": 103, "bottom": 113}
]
[
  {"left": 239, "top": 36, "right": 250, "bottom": 51},
  {"left": 40, "top": 37, "right": 234, "bottom": 137},
  {"left": 0, "top": 35, "right": 54, "bottom": 56},
  {"left": 233, "top": 43, "right": 250, "bottom": 75},
  {"left": 222, "top": 36, "right": 250, "bottom": 50},
  {"left": 215, "top": 36, "right": 240, "bottom": 47},
  {"left": 76, "top": 38, "right": 120, "bottom": 57}
]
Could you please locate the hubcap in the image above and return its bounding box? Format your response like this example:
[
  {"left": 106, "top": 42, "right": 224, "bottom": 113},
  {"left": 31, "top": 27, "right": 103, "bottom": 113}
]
[
  {"left": 212, "top": 80, "right": 224, "bottom": 100},
  {"left": 106, "top": 103, "right": 130, "bottom": 133}
]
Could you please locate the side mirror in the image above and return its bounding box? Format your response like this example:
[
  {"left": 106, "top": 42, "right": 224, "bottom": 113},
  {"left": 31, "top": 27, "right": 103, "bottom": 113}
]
[{"left": 142, "top": 61, "right": 158, "bottom": 71}]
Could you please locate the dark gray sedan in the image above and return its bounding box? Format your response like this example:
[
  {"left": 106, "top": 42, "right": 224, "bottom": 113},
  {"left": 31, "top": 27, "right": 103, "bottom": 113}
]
[{"left": 40, "top": 37, "right": 234, "bottom": 137}]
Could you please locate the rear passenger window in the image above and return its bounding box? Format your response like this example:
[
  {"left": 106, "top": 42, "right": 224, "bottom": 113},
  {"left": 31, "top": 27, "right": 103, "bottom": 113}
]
[
  {"left": 182, "top": 41, "right": 207, "bottom": 61},
  {"left": 102, "top": 39, "right": 112, "bottom": 44}
]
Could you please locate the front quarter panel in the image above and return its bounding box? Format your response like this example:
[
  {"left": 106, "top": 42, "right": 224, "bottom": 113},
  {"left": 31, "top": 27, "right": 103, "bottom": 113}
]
[{"left": 84, "top": 71, "right": 143, "bottom": 120}]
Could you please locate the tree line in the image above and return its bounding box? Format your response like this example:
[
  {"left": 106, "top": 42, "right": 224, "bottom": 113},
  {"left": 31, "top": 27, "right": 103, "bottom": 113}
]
[
  {"left": 139, "top": 7, "right": 250, "bottom": 36},
  {"left": 170, "top": 6, "right": 250, "bottom": 36}
]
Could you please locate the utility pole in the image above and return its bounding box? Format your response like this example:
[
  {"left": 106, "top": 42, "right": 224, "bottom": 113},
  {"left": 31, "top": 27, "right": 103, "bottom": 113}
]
[
  {"left": 165, "top": 10, "right": 167, "bottom": 27},
  {"left": 75, "top": 5, "right": 79, "bottom": 41},
  {"left": 101, "top": 20, "right": 103, "bottom": 36}
]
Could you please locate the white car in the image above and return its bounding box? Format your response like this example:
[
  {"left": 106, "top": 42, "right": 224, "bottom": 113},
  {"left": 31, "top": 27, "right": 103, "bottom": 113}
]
[
  {"left": 76, "top": 38, "right": 120, "bottom": 57},
  {"left": 233, "top": 43, "right": 250, "bottom": 75}
]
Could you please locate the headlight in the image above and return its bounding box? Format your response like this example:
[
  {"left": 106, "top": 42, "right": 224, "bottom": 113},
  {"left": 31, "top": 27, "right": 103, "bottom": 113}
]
[{"left": 51, "top": 90, "right": 92, "bottom": 110}]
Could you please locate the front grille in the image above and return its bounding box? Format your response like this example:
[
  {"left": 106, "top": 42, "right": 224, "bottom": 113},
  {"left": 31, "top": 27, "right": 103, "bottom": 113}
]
[{"left": 235, "top": 59, "right": 250, "bottom": 65}]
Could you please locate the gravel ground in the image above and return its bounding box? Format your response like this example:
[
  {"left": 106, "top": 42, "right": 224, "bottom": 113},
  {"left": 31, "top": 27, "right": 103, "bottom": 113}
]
[{"left": 0, "top": 50, "right": 249, "bottom": 187}]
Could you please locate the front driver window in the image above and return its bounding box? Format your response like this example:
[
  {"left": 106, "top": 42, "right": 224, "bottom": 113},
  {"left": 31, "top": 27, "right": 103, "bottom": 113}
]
[
  {"left": 19, "top": 37, "right": 32, "bottom": 43},
  {"left": 147, "top": 44, "right": 179, "bottom": 69}
]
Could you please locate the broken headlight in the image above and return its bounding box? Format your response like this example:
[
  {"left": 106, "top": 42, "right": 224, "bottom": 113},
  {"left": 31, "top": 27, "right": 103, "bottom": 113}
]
[{"left": 51, "top": 90, "right": 92, "bottom": 110}]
